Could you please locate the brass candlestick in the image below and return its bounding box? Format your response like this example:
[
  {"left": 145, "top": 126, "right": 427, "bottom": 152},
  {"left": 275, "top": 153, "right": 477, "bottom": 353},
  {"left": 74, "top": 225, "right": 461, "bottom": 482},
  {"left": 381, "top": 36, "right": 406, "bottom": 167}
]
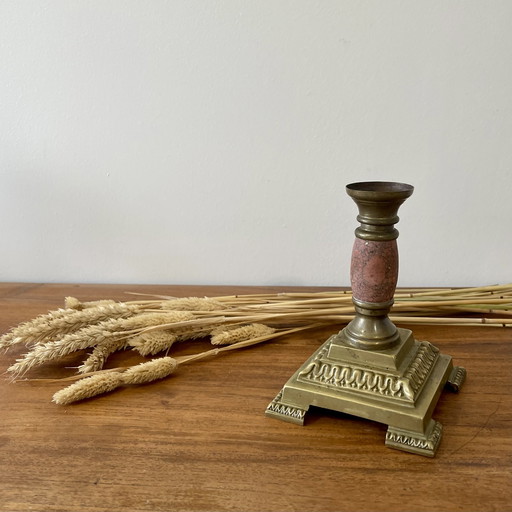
[{"left": 266, "top": 181, "right": 466, "bottom": 456}]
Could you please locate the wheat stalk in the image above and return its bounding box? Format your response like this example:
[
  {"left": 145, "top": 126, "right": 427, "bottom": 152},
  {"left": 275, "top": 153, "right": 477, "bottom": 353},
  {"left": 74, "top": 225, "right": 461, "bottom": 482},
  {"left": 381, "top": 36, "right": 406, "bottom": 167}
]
[{"left": 210, "top": 324, "right": 276, "bottom": 345}]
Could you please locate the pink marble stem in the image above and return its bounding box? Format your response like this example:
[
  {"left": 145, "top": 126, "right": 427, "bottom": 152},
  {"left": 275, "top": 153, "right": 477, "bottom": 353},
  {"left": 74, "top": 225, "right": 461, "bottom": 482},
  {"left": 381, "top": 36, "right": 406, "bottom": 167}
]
[{"left": 350, "top": 238, "right": 399, "bottom": 303}]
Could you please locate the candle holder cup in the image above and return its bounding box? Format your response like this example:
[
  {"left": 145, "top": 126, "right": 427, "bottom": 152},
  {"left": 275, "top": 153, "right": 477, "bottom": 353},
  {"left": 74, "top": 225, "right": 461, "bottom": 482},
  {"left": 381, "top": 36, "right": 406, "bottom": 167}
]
[{"left": 266, "top": 181, "right": 466, "bottom": 456}]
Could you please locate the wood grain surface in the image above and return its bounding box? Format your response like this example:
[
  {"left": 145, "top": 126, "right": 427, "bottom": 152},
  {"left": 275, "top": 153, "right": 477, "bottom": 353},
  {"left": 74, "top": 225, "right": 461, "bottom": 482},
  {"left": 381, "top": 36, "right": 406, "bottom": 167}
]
[{"left": 0, "top": 283, "right": 510, "bottom": 512}]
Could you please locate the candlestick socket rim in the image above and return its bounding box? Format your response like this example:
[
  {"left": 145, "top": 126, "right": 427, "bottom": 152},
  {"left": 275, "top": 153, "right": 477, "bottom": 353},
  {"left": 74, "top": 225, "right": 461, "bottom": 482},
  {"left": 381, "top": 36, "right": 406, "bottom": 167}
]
[{"left": 346, "top": 181, "right": 414, "bottom": 201}]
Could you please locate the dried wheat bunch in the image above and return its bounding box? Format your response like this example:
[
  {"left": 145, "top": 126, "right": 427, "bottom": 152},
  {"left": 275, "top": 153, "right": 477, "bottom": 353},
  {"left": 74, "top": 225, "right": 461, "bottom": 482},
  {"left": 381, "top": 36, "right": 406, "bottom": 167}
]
[{"left": 1, "top": 284, "right": 510, "bottom": 405}]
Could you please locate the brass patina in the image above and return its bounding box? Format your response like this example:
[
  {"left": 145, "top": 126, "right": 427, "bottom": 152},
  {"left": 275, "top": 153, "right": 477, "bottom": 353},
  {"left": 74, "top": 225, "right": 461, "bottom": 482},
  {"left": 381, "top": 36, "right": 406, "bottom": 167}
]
[{"left": 266, "top": 181, "right": 466, "bottom": 456}]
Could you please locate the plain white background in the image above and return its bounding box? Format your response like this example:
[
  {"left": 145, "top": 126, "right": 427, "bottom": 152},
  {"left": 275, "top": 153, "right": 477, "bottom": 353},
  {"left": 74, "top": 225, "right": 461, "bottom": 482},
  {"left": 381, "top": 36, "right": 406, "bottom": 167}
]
[{"left": 1, "top": 1, "right": 511, "bottom": 287}]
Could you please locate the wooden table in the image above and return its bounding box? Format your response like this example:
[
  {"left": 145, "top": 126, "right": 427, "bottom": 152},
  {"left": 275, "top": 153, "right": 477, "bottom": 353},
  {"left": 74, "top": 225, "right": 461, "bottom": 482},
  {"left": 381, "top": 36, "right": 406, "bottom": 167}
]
[{"left": 0, "top": 283, "right": 510, "bottom": 512}]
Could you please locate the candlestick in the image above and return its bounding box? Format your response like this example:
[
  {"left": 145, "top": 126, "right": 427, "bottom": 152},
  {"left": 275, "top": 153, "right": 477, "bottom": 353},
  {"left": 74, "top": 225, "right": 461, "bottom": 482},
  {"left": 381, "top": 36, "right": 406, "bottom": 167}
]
[{"left": 266, "top": 181, "right": 466, "bottom": 456}]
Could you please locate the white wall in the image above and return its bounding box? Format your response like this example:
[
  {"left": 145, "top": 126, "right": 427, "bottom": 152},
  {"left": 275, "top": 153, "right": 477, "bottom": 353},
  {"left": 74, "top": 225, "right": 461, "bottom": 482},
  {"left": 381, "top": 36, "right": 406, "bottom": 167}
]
[{"left": 1, "top": 1, "right": 511, "bottom": 287}]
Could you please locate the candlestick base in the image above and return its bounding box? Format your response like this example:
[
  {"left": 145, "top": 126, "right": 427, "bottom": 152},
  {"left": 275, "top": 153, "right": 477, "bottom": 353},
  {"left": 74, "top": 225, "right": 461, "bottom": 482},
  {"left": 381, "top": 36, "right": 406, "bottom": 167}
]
[{"left": 265, "top": 328, "right": 466, "bottom": 457}]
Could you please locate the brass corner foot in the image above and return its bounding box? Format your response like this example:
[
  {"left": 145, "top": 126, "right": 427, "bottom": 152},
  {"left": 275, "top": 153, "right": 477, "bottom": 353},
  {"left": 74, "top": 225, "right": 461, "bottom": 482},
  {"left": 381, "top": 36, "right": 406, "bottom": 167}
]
[
  {"left": 385, "top": 420, "right": 442, "bottom": 457},
  {"left": 446, "top": 366, "right": 467, "bottom": 392},
  {"left": 265, "top": 389, "right": 308, "bottom": 425}
]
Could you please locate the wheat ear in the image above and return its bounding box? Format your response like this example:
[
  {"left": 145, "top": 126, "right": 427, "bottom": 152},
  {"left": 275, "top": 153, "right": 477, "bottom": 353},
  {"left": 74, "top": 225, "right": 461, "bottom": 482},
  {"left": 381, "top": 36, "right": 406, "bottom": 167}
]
[
  {"left": 64, "top": 297, "right": 117, "bottom": 310},
  {"left": 78, "top": 337, "right": 127, "bottom": 374},
  {"left": 160, "top": 297, "right": 226, "bottom": 311},
  {"left": 210, "top": 324, "right": 276, "bottom": 345},
  {"left": 128, "top": 331, "right": 178, "bottom": 356},
  {"left": 121, "top": 357, "right": 178, "bottom": 384},
  {"left": 0, "top": 308, "right": 78, "bottom": 350},
  {"left": 52, "top": 372, "right": 125, "bottom": 405},
  {"left": 53, "top": 357, "right": 178, "bottom": 405}
]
